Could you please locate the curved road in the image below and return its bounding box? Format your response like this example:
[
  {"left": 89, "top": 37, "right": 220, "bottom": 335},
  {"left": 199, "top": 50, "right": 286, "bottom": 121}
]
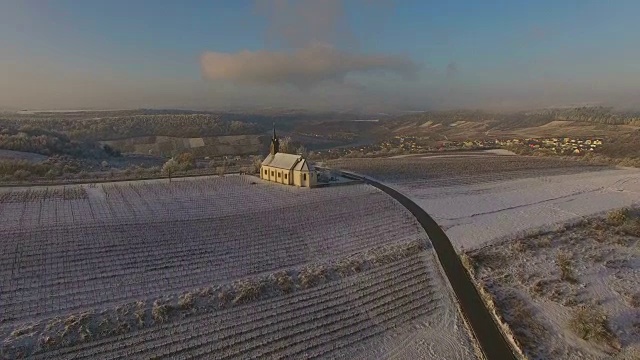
[{"left": 341, "top": 172, "right": 518, "bottom": 360}]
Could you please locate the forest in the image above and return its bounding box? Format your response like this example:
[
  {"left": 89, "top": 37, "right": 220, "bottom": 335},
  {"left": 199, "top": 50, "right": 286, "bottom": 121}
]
[
  {"left": 0, "top": 114, "right": 263, "bottom": 141},
  {"left": 0, "top": 126, "right": 113, "bottom": 158}
]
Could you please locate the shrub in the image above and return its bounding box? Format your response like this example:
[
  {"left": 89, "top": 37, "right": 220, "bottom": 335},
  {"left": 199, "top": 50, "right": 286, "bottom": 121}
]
[
  {"left": 336, "top": 257, "right": 364, "bottom": 276},
  {"left": 460, "top": 252, "right": 476, "bottom": 276},
  {"left": 232, "top": 279, "right": 263, "bottom": 304},
  {"left": 10, "top": 324, "right": 36, "bottom": 338},
  {"left": 625, "top": 293, "right": 640, "bottom": 308},
  {"left": 501, "top": 294, "right": 548, "bottom": 353},
  {"left": 151, "top": 300, "right": 170, "bottom": 323},
  {"left": 161, "top": 158, "right": 180, "bottom": 176},
  {"left": 175, "top": 153, "right": 196, "bottom": 171},
  {"left": 198, "top": 287, "right": 214, "bottom": 297},
  {"left": 568, "top": 305, "right": 619, "bottom": 350},
  {"left": 513, "top": 239, "right": 528, "bottom": 252},
  {"left": 556, "top": 252, "right": 576, "bottom": 283},
  {"left": 251, "top": 157, "right": 262, "bottom": 174},
  {"left": 299, "top": 265, "right": 327, "bottom": 289},
  {"left": 13, "top": 169, "right": 31, "bottom": 179},
  {"left": 619, "top": 218, "right": 640, "bottom": 237},
  {"left": 606, "top": 209, "right": 628, "bottom": 226},
  {"left": 178, "top": 292, "right": 195, "bottom": 310},
  {"left": 134, "top": 301, "right": 146, "bottom": 327},
  {"left": 530, "top": 278, "right": 552, "bottom": 297},
  {"left": 272, "top": 271, "right": 294, "bottom": 293},
  {"left": 218, "top": 289, "right": 232, "bottom": 306}
]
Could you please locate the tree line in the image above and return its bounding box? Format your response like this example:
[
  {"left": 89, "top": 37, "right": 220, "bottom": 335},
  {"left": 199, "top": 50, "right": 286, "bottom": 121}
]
[
  {"left": 0, "top": 126, "right": 114, "bottom": 158},
  {"left": 0, "top": 114, "right": 264, "bottom": 142},
  {"left": 391, "top": 107, "right": 640, "bottom": 129}
]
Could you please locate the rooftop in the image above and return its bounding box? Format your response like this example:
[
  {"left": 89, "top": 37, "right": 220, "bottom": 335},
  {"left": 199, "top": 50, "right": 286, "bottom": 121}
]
[{"left": 262, "top": 152, "right": 304, "bottom": 170}]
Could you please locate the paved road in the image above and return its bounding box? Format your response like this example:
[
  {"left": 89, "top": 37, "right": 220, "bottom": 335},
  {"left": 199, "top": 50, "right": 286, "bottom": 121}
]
[{"left": 342, "top": 172, "right": 518, "bottom": 360}]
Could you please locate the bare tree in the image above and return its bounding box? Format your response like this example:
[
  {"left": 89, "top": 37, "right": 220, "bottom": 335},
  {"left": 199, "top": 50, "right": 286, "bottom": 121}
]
[
  {"left": 251, "top": 157, "right": 263, "bottom": 174},
  {"left": 216, "top": 159, "right": 226, "bottom": 177},
  {"left": 279, "top": 136, "right": 293, "bottom": 153},
  {"left": 162, "top": 158, "right": 179, "bottom": 181},
  {"left": 296, "top": 145, "right": 308, "bottom": 158}
]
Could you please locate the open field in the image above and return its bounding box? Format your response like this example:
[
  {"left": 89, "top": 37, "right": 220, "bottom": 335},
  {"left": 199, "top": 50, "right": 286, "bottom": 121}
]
[
  {"left": 332, "top": 153, "right": 640, "bottom": 358},
  {"left": 100, "top": 134, "right": 264, "bottom": 157},
  {"left": 0, "top": 150, "right": 48, "bottom": 163},
  {"left": 329, "top": 153, "right": 610, "bottom": 189},
  {"left": 0, "top": 176, "right": 476, "bottom": 359},
  {"left": 330, "top": 153, "right": 640, "bottom": 250},
  {"left": 464, "top": 210, "right": 640, "bottom": 359}
]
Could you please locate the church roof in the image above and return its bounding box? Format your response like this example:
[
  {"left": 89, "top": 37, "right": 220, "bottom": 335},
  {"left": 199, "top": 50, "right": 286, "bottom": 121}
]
[
  {"left": 293, "top": 158, "right": 314, "bottom": 172},
  {"left": 262, "top": 152, "right": 303, "bottom": 170}
]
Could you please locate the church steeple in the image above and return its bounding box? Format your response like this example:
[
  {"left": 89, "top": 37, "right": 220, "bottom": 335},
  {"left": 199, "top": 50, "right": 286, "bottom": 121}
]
[{"left": 270, "top": 123, "right": 280, "bottom": 155}]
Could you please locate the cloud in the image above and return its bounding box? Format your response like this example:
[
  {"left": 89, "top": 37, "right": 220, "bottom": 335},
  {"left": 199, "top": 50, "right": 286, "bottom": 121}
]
[
  {"left": 255, "top": 0, "right": 351, "bottom": 48},
  {"left": 200, "top": 43, "right": 418, "bottom": 88}
]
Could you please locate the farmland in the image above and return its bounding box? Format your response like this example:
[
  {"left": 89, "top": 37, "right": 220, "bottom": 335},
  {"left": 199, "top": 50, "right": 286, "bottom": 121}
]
[
  {"left": 332, "top": 152, "right": 640, "bottom": 358},
  {"left": 463, "top": 209, "right": 640, "bottom": 359},
  {"left": 328, "top": 153, "right": 609, "bottom": 189},
  {"left": 0, "top": 176, "right": 476, "bottom": 359},
  {"left": 330, "top": 152, "right": 640, "bottom": 249}
]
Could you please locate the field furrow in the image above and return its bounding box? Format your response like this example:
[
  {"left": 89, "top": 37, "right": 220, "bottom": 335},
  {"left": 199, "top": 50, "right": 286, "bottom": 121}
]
[
  {"left": 0, "top": 176, "right": 473, "bottom": 360},
  {"left": 33, "top": 254, "right": 430, "bottom": 359}
]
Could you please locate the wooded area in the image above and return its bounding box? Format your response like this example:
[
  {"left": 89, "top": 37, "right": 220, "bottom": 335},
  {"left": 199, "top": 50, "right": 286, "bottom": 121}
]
[{"left": 0, "top": 114, "right": 263, "bottom": 141}]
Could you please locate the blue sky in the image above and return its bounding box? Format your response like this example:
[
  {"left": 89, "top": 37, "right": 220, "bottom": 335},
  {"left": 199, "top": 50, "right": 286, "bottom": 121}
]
[{"left": 1, "top": 0, "right": 638, "bottom": 111}]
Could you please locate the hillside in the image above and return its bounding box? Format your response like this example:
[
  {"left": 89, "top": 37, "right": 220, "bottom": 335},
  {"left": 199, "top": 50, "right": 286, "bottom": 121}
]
[
  {"left": 381, "top": 108, "right": 640, "bottom": 140},
  {"left": 332, "top": 153, "right": 640, "bottom": 358},
  {"left": 2, "top": 107, "right": 639, "bottom": 161},
  {"left": 0, "top": 127, "right": 112, "bottom": 159},
  {"left": 100, "top": 134, "right": 266, "bottom": 157},
  {"left": 0, "top": 114, "right": 262, "bottom": 142},
  {"left": 0, "top": 176, "right": 476, "bottom": 359}
]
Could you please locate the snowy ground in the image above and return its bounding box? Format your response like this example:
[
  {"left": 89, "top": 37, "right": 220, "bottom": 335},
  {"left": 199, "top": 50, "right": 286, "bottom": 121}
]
[
  {"left": 467, "top": 213, "right": 640, "bottom": 359},
  {"left": 0, "top": 175, "right": 476, "bottom": 359},
  {"left": 332, "top": 154, "right": 640, "bottom": 359},
  {"left": 331, "top": 154, "right": 640, "bottom": 250},
  {"left": 409, "top": 168, "right": 640, "bottom": 250}
]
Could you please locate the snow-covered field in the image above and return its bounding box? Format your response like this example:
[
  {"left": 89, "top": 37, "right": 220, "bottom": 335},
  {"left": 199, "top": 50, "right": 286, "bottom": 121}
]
[
  {"left": 0, "top": 175, "right": 476, "bottom": 359},
  {"left": 332, "top": 153, "right": 640, "bottom": 359},
  {"left": 331, "top": 154, "right": 640, "bottom": 250},
  {"left": 467, "top": 213, "right": 640, "bottom": 359}
]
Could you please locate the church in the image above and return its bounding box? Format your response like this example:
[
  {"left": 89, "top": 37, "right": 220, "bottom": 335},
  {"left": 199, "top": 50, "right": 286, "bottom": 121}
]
[{"left": 260, "top": 126, "right": 317, "bottom": 188}]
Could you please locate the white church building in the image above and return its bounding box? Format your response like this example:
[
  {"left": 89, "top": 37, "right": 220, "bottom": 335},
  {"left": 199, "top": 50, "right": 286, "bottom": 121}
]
[{"left": 260, "top": 127, "right": 316, "bottom": 188}]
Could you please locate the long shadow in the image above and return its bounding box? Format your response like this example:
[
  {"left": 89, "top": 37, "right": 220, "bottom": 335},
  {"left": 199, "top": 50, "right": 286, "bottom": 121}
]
[{"left": 341, "top": 172, "right": 518, "bottom": 360}]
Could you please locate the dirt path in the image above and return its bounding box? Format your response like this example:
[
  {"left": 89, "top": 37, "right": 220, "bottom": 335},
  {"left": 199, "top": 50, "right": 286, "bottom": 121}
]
[{"left": 341, "top": 171, "right": 517, "bottom": 360}]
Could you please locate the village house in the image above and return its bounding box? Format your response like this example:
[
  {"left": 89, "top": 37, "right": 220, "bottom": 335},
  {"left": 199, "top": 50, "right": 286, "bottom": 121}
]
[{"left": 260, "top": 126, "right": 317, "bottom": 188}]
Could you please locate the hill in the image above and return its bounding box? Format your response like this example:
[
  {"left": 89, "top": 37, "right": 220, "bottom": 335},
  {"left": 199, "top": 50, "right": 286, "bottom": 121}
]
[
  {"left": 0, "top": 176, "right": 476, "bottom": 359},
  {"left": 380, "top": 108, "right": 640, "bottom": 140},
  {"left": 100, "top": 134, "right": 265, "bottom": 157}
]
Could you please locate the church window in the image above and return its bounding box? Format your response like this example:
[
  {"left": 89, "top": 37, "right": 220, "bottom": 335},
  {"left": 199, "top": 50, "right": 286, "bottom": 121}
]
[{"left": 303, "top": 173, "right": 307, "bottom": 181}]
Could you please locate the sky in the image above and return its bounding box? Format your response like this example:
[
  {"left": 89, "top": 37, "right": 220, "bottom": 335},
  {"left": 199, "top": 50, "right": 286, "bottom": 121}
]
[{"left": 1, "top": 0, "right": 639, "bottom": 111}]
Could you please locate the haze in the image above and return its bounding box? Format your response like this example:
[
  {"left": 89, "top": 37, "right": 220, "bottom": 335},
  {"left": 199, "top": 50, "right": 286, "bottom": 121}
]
[{"left": 1, "top": 0, "right": 639, "bottom": 111}]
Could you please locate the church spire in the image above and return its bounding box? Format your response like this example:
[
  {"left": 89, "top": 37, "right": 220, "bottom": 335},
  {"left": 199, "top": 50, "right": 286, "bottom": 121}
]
[{"left": 270, "top": 123, "right": 280, "bottom": 155}]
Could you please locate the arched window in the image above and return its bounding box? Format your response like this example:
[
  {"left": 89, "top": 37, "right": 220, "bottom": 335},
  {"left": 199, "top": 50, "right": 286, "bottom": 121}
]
[{"left": 303, "top": 173, "right": 307, "bottom": 181}]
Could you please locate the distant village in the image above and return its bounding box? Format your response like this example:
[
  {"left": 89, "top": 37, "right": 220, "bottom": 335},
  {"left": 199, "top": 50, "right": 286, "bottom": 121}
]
[
  {"left": 496, "top": 137, "right": 604, "bottom": 155},
  {"left": 311, "top": 136, "right": 606, "bottom": 159}
]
